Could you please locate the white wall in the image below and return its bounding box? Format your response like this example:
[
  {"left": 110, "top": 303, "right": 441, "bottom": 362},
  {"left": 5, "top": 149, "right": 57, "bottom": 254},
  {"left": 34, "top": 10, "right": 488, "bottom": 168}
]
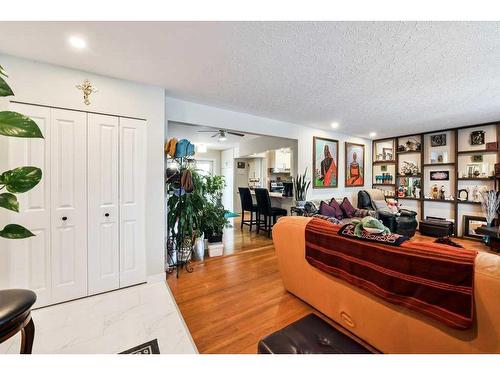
[
  {"left": 0, "top": 54, "right": 166, "bottom": 277},
  {"left": 165, "top": 97, "right": 372, "bottom": 205},
  {"left": 195, "top": 149, "right": 221, "bottom": 175},
  {"left": 220, "top": 148, "right": 235, "bottom": 211}
]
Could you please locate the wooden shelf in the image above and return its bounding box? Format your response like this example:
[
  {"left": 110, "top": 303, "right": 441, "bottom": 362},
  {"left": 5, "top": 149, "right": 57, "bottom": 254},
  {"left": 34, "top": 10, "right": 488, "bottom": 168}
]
[
  {"left": 423, "top": 163, "right": 455, "bottom": 167},
  {"left": 457, "top": 200, "right": 482, "bottom": 205},
  {"left": 457, "top": 149, "right": 498, "bottom": 155},
  {"left": 397, "top": 197, "right": 422, "bottom": 201},
  {"left": 397, "top": 150, "right": 422, "bottom": 154},
  {"left": 397, "top": 174, "right": 421, "bottom": 178},
  {"left": 457, "top": 177, "right": 495, "bottom": 181},
  {"left": 373, "top": 160, "right": 396, "bottom": 165},
  {"left": 423, "top": 198, "right": 456, "bottom": 203},
  {"left": 372, "top": 183, "right": 396, "bottom": 187}
]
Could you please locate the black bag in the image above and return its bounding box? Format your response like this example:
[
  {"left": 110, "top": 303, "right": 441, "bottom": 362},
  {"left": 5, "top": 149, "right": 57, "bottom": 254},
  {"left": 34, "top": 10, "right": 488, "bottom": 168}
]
[{"left": 419, "top": 217, "right": 454, "bottom": 237}]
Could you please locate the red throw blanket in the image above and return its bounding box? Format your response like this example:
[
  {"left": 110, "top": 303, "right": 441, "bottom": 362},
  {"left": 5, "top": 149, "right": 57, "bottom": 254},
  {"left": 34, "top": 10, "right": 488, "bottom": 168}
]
[{"left": 305, "top": 218, "right": 477, "bottom": 329}]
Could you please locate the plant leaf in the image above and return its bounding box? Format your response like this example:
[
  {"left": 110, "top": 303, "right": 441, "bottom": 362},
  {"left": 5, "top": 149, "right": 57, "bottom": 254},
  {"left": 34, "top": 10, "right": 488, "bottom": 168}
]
[
  {"left": 0, "top": 111, "right": 44, "bottom": 138},
  {"left": 0, "top": 166, "right": 42, "bottom": 193},
  {"left": 0, "top": 76, "right": 14, "bottom": 97},
  {"left": 0, "top": 65, "right": 7, "bottom": 78},
  {"left": 0, "top": 224, "right": 35, "bottom": 239},
  {"left": 0, "top": 192, "right": 19, "bottom": 212}
]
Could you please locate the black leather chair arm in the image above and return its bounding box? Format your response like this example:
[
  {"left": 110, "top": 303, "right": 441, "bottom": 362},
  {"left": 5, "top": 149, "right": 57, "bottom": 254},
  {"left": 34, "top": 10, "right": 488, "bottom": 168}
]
[{"left": 400, "top": 209, "right": 417, "bottom": 218}]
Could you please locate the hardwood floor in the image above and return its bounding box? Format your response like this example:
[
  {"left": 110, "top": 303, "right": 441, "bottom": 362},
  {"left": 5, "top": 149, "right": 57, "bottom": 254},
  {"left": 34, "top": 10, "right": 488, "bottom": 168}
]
[{"left": 167, "top": 217, "right": 491, "bottom": 354}]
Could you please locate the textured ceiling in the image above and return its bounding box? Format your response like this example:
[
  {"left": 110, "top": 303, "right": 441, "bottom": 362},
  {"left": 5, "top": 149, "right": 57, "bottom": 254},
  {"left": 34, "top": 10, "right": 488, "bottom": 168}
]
[{"left": 1, "top": 21, "right": 500, "bottom": 138}]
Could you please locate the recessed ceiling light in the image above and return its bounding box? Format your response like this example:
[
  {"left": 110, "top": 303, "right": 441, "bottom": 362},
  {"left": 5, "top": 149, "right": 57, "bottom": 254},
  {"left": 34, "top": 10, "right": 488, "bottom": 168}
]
[
  {"left": 369, "top": 132, "right": 377, "bottom": 138},
  {"left": 68, "top": 36, "right": 87, "bottom": 50},
  {"left": 330, "top": 122, "right": 339, "bottom": 129}
]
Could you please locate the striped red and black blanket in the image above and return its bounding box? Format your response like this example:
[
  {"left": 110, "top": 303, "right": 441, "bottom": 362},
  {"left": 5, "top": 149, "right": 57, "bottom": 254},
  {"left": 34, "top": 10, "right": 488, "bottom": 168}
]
[{"left": 305, "top": 217, "right": 477, "bottom": 329}]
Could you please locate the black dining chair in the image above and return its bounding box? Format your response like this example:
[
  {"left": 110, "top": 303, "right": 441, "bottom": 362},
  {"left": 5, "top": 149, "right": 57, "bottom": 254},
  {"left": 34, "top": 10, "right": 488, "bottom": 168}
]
[
  {"left": 254, "top": 188, "right": 287, "bottom": 237},
  {"left": 238, "top": 187, "right": 259, "bottom": 231}
]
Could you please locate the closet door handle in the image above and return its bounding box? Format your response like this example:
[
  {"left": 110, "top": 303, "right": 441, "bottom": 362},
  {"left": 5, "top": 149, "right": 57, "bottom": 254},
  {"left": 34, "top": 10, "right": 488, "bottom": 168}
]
[
  {"left": 105, "top": 213, "right": 110, "bottom": 217},
  {"left": 62, "top": 216, "right": 68, "bottom": 221}
]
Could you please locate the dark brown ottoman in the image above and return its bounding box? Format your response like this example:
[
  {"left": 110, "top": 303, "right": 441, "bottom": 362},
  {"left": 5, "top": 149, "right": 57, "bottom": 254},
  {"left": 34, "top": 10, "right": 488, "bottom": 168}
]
[
  {"left": 419, "top": 218, "right": 454, "bottom": 237},
  {"left": 257, "top": 314, "right": 373, "bottom": 354}
]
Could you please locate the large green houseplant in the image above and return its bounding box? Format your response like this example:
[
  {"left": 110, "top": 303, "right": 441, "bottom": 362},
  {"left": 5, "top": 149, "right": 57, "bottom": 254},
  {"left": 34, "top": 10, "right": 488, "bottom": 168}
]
[
  {"left": 0, "top": 65, "right": 43, "bottom": 239},
  {"left": 200, "top": 174, "right": 229, "bottom": 243},
  {"left": 166, "top": 166, "right": 204, "bottom": 250}
]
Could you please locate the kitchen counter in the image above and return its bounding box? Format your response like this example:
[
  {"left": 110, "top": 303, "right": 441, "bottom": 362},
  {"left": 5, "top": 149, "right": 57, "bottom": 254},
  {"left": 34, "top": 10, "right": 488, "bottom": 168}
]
[
  {"left": 237, "top": 189, "right": 293, "bottom": 214},
  {"left": 249, "top": 190, "right": 293, "bottom": 199}
]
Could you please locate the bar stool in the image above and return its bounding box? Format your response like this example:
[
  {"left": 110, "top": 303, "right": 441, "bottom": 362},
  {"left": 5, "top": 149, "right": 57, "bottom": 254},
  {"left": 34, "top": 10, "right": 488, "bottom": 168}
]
[
  {"left": 238, "top": 187, "right": 259, "bottom": 231},
  {"left": 255, "top": 188, "right": 287, "bottom": 237},
  {"left": 0, "top": 289, "right": 36, "bottom": 354}
]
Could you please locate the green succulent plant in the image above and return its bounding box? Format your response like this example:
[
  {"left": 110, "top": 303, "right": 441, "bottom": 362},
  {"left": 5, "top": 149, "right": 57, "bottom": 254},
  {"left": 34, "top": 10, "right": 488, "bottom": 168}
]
[
  {"left": 293, "top": 168, "right": 310, "bottom": 202},
  {"left": 0, "top": 64, "right": 43, "bottom": 239}
]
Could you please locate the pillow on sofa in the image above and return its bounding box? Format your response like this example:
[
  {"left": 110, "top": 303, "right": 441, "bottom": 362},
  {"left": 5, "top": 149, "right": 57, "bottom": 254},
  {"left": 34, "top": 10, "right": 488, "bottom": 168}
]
[
  {"left": 319, "top": 201, "right": 342, "bottom": 219},
  {"left": 340, "top": 197, "right": 356, "bottom": 218},
  {"left": 328, "top": 198, "right": 345, "bottom": 220}
]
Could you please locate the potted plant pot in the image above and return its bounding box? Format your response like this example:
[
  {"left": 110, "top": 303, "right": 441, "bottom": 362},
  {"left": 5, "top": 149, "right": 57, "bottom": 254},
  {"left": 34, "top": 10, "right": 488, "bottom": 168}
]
[
  {"left": 207, "top": 232, "right": 223, "bottom": 244},
  {"left": 193, "top": 233, "right": 205, "bottom": 261}
]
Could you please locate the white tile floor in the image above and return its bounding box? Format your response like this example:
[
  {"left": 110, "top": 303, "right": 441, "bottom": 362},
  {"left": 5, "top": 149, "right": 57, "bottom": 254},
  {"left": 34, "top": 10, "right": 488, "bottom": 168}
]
[{"left": 0, "top": 281, "right": 197, "bottom": 354}]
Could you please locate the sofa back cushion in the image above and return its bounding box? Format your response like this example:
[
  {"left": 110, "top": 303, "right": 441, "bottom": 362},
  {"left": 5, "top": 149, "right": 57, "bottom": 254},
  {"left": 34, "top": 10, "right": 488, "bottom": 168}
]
[{"left": 340, "top": 197, "right": 356, "bottom": 218}]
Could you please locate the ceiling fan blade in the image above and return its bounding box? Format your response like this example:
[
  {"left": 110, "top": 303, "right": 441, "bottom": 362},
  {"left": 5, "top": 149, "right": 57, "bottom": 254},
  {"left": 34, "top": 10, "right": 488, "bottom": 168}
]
[
  {"left": 197, "top": 130, "right": 218, "bottom": 133},
  {"left": 211, "top": 133, "right": 219, "bottom": 138},
  {"left": 227, "top": 131, "right": 245, "bottom": 137}
]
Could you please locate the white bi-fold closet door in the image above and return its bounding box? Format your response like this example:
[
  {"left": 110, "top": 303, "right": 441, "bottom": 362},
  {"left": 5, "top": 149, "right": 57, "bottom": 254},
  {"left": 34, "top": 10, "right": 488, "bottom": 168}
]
[
  {"left": 0, "top": 103, "right": 146, "bottom": 308},
  {"left": 87, "top": 114, "right": 147, "bottom": 294}
]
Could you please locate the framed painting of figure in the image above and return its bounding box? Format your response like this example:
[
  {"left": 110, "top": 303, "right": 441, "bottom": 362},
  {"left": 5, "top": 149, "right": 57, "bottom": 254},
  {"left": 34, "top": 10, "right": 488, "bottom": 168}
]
[
  {"left": 313, "top": 136, "right": 338, "bottom": 188},
  {"left": 345, "top": 142, "right": 365, "bottom": 187}
]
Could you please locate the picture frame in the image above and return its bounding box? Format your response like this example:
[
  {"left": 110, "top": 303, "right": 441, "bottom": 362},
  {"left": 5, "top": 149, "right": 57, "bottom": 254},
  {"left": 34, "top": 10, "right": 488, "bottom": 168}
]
[
  {"left": 470, "top": 130, "right": 485, "bottom": 145},
  {"left": 313, "top": 136, "right": 339, "bottom": 188},
  {"left": 430, "top": 170, "right": 449, "bottom": 181},
  {"left": 430, "top": 134, "right": 446, "bottom": 147},
  {"left": 457, "top": 189, "right": 469, "bottom": 202},
  {"left": 463, "top": 215, "right": 488, "bottom": 239},
  {"left": 345, "top": 142, "right": 365, "bottom": 187},
  {"left": 471, "top": 154, "right": 483, "bottom": 163}
]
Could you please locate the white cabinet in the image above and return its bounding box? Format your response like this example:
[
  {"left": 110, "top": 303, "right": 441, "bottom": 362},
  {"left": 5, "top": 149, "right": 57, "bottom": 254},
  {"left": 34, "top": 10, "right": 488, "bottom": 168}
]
[
  {"left": 87, "top": 114, "right": 120, "bottom": 295},
  {"left": 0, "top": 103, "right": 147, "bottom": 307},
  {"left": 269, "top": 149, "right": 291, "bottom": 170}
]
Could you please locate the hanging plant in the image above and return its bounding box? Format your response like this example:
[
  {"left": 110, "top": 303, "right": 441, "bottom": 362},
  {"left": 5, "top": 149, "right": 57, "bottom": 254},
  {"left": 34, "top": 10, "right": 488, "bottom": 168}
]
[{"left": 0, "top": 64, "right": 43, "bottom": 239}]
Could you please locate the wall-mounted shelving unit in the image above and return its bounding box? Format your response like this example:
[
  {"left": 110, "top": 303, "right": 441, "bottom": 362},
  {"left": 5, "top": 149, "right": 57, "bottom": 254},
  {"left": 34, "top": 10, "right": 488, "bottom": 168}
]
[{"left": 372, "top": 122, "right": 499, "bottom": 238}]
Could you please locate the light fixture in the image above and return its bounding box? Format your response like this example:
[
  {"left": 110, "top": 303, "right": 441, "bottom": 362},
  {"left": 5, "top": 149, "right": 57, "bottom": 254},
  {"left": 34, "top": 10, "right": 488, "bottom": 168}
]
[
  {"left": 196, "top": 144, "right": 207, "bottom": 153},
  {"left": 218, "top": 130, "right": 227, "bottom": 142},
  {"left": 330, "top": 122, "right": 339, "bottom": 129},
  {"left": 369, "top": 132, "right": 377, "bottom": 138},
  {"left": 68, "top": 36, "right": 87, "bottom": 50}
]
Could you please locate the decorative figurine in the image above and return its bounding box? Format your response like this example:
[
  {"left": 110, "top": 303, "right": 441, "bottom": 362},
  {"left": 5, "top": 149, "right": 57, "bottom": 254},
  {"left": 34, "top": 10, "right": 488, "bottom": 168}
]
[
  {"left": 431, "top": 184, "right": 439, "bottom": 199},
  {"left": 439, "top": 185, "right": 446, "bottom": 200},
  {"left": 76, "top": 79, "right": 98, "bottom": 105}
]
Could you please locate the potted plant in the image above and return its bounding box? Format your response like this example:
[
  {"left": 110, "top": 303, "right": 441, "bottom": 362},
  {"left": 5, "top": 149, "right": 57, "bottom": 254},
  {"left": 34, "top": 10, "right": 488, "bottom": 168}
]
[
  {"left": 166, "top": 166, "right": 204, "bottom": 262},
  {"left": 200, "top": 175, "right": 229, "bottom": 256},
  {"left": 293, "top": 168, "right": 311, "bottom": 207},
  {"left": 0, "top": 64, "right": 43, "bottom": 240}
]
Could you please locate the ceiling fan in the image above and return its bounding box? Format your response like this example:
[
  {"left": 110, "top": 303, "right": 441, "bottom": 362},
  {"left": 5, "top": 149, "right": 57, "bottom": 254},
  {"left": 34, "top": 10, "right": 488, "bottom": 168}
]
[{"left": 197, "top": 129, "right": 245, "bottom": 142}]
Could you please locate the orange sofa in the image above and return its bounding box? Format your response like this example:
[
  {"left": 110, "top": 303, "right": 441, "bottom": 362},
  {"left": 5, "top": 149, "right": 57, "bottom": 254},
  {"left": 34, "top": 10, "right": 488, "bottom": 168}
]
[{"left": 273, "top": 216, "right": 500, "bottom": 353}]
